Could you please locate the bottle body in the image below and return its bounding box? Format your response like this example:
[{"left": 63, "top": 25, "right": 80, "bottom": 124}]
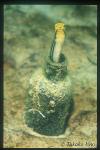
[{"left": 25, "top": 56, "right": 73, "bottom": 136}]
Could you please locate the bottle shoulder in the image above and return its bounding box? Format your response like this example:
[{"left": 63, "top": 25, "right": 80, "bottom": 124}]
[
  {"left": 29, "top": 68, "right": 71, "bottom": 86},
  {"left": 29, "top": 68, "right": 72, "bottom": 98}
]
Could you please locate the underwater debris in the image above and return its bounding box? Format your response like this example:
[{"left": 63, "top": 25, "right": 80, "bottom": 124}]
[{"left": 25, "top": 22, "right": 74, "bottom": 136}]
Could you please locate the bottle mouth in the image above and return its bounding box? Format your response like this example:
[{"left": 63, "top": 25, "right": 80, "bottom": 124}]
[{"left": 44, "top": 54, "right": 67, "bottom": 81}]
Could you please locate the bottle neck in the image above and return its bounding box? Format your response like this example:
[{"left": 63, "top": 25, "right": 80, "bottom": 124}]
[{"left": 44, "top": 54, "right": 67, "bottom": 81}]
